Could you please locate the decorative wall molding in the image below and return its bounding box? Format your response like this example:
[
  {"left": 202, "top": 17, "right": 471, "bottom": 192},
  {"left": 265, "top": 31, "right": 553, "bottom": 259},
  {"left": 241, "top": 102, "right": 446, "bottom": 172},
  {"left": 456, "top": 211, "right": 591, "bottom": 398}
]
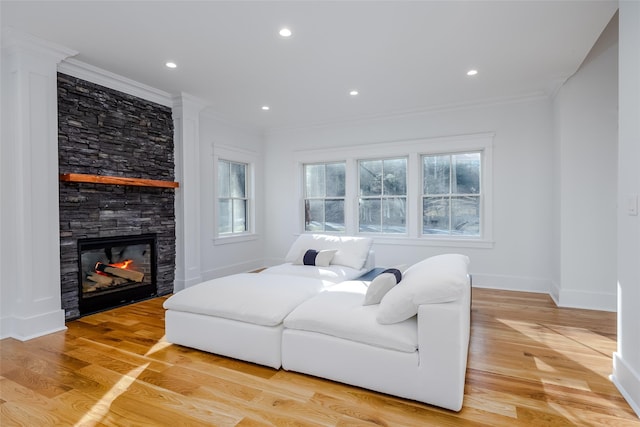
[
  {"left": 1, "top": 28, "right": 76, "bottom": 340},
  {"left": 172, "top": 93, "right": 209, "bottom": 291}
]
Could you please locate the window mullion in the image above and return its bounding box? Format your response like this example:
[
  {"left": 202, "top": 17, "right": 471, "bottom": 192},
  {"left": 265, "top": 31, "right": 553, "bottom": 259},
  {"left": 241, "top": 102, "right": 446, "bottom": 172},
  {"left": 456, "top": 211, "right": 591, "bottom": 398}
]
[
  {"left": 448, "top": 154, "right": 453, "bottom": 233},
  {"left": 344, "top": 158, "right": 356, "bottom": 234}
]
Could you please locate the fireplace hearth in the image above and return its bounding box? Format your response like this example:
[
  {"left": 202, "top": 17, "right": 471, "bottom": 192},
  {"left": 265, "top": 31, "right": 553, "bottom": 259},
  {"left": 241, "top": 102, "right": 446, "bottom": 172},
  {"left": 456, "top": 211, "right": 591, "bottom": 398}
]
[{"left": 78, "top": 234, "right": 157, "bottom": 316}]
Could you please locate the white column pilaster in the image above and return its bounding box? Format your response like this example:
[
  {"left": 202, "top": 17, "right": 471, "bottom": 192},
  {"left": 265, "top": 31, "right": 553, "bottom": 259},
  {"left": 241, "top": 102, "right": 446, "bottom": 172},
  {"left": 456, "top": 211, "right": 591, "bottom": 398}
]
[
  {"left": 1, "top": 29, "right": 77, "bottom": 340},
  {"left": 172, "top": 93, "right": 208, "bottom": 291},
  {"left": 614, "top": 1, "right": 640, "bottom": 417}
]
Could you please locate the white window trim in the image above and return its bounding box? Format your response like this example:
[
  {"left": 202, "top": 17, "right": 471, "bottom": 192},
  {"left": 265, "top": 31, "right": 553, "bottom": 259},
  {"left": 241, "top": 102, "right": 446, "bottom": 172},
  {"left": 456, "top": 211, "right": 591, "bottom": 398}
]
[
  {"left": 213, "top": 144, "right": 259, "bottom": 245},
  {"left": 293, "top": 133, "right": 494, "bottom": 249}
]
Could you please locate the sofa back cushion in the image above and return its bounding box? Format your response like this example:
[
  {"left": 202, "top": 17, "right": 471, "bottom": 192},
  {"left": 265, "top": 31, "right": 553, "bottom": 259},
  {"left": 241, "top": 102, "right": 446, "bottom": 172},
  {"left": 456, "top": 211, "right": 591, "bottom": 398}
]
[
  {"left": 376, "top": 254, "right": 470, "bottom": 324},
  {"left": 285, "top": 234, "right": 373, "bottom": 270}
]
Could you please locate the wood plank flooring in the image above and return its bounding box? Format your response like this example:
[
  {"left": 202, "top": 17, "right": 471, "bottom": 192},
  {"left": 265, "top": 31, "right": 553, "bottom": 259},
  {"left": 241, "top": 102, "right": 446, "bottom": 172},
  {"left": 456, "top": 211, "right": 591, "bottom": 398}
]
[{"left": 1, "top": 288, "right": 638, "bottom": 426}]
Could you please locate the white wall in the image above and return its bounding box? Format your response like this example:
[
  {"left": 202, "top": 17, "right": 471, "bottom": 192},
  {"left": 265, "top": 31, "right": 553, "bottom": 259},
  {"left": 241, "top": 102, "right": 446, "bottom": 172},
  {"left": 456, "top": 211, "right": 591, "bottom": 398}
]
[
  {"left": 174, "top": 100, "right": 267, "bottom": 289},
  {"left": 198, "top": 112, "right": 265, "bottom": 279},
  {"left": 551, "top": 14, "right": 619, "bottom": 311},
  {"left": 613, "top": 1, "right": 640, "bottom": 417},
  {"left": 263, "top": 97, "right": 555, "bottom": 293}
]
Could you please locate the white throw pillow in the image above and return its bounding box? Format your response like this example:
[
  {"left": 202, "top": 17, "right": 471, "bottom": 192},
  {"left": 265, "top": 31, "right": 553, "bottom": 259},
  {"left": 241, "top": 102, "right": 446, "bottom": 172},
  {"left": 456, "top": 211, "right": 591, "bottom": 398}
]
[
  {"left": 293, "top": 249, "right": 337, "bottom": 267},
  {"left": 363, "top": 267, "right": 403, "bottom": 306},
  {"left": 364, "top": 273, "right": 397, "bottom": 306},
  {"left": 376, "top": 254, "right": 470, "bottom": 324}
]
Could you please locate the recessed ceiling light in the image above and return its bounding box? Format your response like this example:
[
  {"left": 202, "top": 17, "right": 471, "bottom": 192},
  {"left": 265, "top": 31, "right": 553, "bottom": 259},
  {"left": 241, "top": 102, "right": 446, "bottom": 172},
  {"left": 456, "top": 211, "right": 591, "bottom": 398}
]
[
  {"left": 349, "top": 90, "right": 359, "bottom": 96},
  {"left": 279, "top": 28, "right": 292, "bottom": 37},
  {"left": 467, "top": 69, "right": 478, "bottom": 76},
  {"left": 261, "top": 105, "right": 270, "bottom": 111},
  {"left": 165, "top": 62, "right": 177, "bottom": 69}
]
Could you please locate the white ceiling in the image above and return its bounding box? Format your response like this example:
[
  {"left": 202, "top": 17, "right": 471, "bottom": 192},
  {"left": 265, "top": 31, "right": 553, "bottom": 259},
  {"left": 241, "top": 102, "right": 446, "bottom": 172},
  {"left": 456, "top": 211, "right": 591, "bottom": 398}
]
[{"left": 1, "top": 1, "right": 617, "bottom": 132}]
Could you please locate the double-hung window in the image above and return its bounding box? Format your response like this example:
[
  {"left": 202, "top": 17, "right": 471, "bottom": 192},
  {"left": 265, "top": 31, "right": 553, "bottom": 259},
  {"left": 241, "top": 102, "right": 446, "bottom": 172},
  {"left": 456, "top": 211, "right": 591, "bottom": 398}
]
[
  {"left": 303, "top": 162, "right": 346, "bottom": 232},
  {"left": 422, "top": 152, "right": 481, "bottom": 236},
  {"left": 218, "top": 159, "right": 249, "bottom": 235},
  {"left": 358, "top": 157, "right": 407, "bottom": 234}
]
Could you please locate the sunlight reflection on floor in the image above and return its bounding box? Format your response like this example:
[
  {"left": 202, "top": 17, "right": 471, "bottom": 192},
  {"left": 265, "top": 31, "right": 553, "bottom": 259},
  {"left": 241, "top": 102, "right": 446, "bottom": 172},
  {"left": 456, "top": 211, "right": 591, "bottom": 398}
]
[
  {"left": 144, "top": 335, "right": 172, "bottom": 357},
  {"left": 74, "top": 363, "right": 149, "bottom": 426}
]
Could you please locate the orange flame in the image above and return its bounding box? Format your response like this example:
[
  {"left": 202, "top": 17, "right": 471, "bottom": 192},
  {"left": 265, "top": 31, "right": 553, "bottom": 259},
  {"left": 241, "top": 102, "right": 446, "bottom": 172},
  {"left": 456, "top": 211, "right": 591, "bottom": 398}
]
[{"left": 109, "top": 259, "right": 133, "bottom": 269}]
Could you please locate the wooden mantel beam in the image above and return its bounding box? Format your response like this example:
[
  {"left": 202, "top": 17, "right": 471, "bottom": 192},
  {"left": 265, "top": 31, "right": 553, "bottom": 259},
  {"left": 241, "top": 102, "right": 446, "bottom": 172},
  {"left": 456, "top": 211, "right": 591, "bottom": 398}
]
[{"left": 59, "top": 173, "right": 179, "bottom": 189}]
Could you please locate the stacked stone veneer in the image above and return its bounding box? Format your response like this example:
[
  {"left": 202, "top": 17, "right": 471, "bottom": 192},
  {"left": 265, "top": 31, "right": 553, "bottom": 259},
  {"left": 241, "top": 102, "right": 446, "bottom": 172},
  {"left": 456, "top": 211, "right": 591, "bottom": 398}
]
[{"left": 58, "top": 73, "right": 176, "bottom": 319}]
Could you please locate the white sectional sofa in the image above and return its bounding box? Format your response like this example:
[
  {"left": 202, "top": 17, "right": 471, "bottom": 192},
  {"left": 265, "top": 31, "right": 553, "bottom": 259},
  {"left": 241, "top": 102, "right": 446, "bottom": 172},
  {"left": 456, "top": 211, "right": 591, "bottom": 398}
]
[{"left": 163, "top": 234, "right": 471, "bottom": 411}]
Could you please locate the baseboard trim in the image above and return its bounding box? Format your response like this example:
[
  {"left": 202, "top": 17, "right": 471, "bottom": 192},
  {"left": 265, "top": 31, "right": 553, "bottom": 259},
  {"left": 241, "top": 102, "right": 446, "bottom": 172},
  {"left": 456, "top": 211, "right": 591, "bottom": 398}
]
[
  {"left": 0, "top": 316, "right": 12, "bottom": 340},
  {"left": 469, "top": 274, "right": 617, "bottom": 312},
  {"left": 557, "top": 288, "right": 617, "bottom": 312},
  {"left": 470, "top": 273, "right": 551, "bottom": 294},
  {"left": 201, "top": 260, "right": 266, "bottom": 282},
  {"left": 1, "top": 310, "right": 67, "bottom": 341},
  {"left": 612, "top": 352, "right": 640, "bottom": 418},
  {"left": 550, "top": 280, "right": 561, "bottom": 306}
]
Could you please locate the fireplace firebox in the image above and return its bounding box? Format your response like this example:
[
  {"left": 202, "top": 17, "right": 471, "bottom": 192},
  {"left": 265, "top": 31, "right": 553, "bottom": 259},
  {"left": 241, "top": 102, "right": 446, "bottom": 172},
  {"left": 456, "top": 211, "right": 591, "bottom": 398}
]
[{"left": 77, "top": 234, "right": 157, "bottom": 316}]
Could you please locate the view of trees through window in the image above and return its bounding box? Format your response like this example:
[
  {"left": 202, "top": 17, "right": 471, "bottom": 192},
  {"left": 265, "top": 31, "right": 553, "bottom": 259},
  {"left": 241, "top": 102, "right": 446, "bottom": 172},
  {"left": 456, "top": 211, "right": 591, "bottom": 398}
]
[
  {"left": 300, "top": 150, "right": 482, "bottom": 238},
  {"left": 304, "top": 162, "right": 346, "bottom": 232},
  {"left": 358, "top": 158, "right": 407, "bottom": 234},
  {"left": 422, "top": 152, "right": 481, "bottom": 236},
  {"left": 218, "top": 159, "right": 248, "bottom": 234}
]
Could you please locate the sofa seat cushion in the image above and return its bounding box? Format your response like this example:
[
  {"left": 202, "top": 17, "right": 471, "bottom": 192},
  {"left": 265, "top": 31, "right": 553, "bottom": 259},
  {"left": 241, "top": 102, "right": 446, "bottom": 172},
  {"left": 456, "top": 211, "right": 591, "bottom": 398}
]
[
  {"left": 163, "top": 273, "right": 335, "bottom": 327},
  {"left": 283, "top": 281, "right": 418, "bottom": 353}
]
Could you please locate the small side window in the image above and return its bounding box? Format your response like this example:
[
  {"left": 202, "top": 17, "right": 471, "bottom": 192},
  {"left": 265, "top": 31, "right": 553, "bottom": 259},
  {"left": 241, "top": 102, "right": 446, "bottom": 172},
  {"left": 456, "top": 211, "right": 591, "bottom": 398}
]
[{"left": 218, "top": 159, "right": 249, "bottom": 235}]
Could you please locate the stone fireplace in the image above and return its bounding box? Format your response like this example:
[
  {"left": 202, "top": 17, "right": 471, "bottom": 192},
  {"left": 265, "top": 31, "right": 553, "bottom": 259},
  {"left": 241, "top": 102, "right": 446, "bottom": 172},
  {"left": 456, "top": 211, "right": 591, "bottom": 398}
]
[{"left": 57, "top": 73, "right": 176, "bottom": 319}]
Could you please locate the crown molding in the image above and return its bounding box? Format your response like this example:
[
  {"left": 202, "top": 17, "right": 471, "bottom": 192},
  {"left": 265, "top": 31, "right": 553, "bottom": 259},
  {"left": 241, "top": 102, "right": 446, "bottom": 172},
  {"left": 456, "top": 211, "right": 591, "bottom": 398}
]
[
  {"left": 265, "top": 91, "right": 549, "bottom": 136},
  {"left": 58, "top": 58, "right": 173, "bottom": 107},
  {"left": 2, "top": 27, "right": 77, "bottom": 63},
  {"left": 200, "top": 107, "right": 264, "bottom": 135},
  {"left": 171, "top": 92, "right": 210, "bottom": 117}
]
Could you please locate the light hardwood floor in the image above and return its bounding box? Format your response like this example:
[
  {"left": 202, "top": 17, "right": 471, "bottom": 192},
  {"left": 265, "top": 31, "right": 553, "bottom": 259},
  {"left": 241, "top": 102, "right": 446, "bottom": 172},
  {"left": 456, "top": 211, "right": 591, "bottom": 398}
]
[{"left": 1, "top": 288, "right": 638, "bottom": 426}]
